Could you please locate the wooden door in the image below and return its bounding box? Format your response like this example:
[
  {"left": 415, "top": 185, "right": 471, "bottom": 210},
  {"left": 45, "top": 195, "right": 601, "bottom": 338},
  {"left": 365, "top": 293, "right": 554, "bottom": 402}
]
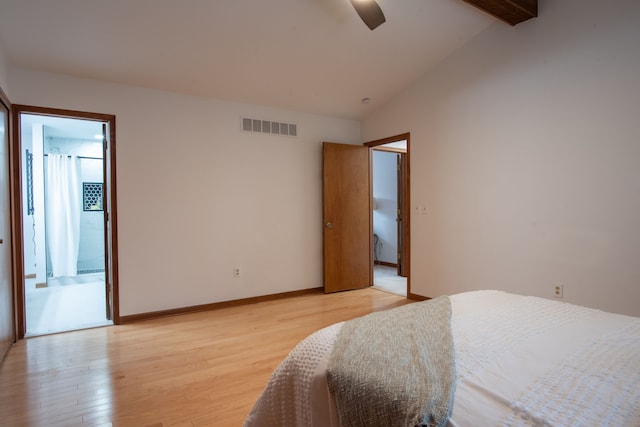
[
  {"left": 397, "top": 153, "right": 408, "bottom": 277},
  {"left": 323, "top": 142, "right": 371, "bottom": 293},
  {"left": 0, "top": 96, "right": 14, "bottom": 360},
  {"left": 101, "top": 121, "right": 119, "bottom": 322},
  {"left": 101, "top": 124, "right": 112, "bottom": 319}
]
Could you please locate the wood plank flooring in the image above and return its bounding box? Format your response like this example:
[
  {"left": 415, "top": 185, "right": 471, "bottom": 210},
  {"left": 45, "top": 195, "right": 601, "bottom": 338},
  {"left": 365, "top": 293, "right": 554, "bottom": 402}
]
[{"left": 0, "top": 288, "right": 410, "bottom": 426}]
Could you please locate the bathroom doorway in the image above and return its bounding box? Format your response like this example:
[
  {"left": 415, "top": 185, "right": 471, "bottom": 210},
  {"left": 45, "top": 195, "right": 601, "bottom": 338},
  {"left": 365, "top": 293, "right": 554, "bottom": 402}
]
[
  {"left": 367, "top": 134, "right": 409, "bottom": 298},
  {"left": 17, "top": 108, "right": 117, "bottom": 336}
]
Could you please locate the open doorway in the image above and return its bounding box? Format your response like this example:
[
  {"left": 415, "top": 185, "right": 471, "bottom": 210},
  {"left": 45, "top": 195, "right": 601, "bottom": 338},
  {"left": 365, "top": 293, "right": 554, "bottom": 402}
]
[
  {"left": 322, "top": 136, "right": 409, "bottom": 296},
  {"left": 366, "top": 134, "right": 409, "bottom": 297},
  {"left": 15, "top": 107, "right": 118, "bottom": 336}
]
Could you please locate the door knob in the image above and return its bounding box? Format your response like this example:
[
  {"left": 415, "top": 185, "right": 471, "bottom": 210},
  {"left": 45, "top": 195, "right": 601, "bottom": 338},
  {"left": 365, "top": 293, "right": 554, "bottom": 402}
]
[{"left": 325, "top": 222, "right": 333, "bottom": 229}]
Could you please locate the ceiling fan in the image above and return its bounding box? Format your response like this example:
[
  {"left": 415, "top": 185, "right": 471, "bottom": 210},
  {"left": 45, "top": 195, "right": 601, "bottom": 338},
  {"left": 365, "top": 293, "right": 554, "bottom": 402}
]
[
  {"left": 349, "top": 0, "right": 538, "bottom": 30},
  {"left": 349, "top": 0, "right": 386, "bottom": 30}
]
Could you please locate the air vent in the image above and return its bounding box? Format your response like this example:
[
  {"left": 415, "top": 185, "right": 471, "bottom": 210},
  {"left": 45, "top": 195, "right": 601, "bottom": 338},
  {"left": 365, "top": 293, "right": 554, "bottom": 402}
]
[{"left": 241, "top": 117, "right": 297, "bottom": 137}]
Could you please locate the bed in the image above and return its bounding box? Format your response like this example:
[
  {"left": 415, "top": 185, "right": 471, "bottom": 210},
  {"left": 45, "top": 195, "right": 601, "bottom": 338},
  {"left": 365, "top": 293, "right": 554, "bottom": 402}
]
[{"left": 244, "top": 290, "right": 640, "bottom": 427}]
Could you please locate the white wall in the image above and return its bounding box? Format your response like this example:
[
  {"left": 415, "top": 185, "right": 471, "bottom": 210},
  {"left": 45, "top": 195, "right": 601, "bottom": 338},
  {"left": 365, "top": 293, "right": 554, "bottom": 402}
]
[
  {"left": 20, "top": 124, "right": 45, "bottom": 282},
  {"left": 77, "top": 158, "right": 105, "bottom": 273},
  {"left": 0, "top": 38, "right": 8, "bottom": 94},
  {"left": 9, "top": 68, "right": 361, "bottom": 316},
  {"left": 373, "top": 150, "right": 398, "bottom": 264},
  {"left": 363, "top": 0, "right": 640, "bottom": 316}
]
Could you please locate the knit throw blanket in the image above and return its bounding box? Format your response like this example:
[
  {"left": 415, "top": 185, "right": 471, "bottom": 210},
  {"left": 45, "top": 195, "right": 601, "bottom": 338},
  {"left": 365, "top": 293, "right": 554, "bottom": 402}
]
[{"left": 326, "top": 296, "right": 455, "bottom": 427}]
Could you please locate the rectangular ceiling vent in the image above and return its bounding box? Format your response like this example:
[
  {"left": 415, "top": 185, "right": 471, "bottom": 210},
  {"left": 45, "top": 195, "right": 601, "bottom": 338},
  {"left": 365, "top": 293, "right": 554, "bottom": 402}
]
[{"left": 241, "top": 117, "right": 297, "bottom": 137}]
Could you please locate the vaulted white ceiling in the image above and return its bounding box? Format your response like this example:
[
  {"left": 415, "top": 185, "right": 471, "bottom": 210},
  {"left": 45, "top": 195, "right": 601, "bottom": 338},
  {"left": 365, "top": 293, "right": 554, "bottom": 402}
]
[{"left": 0, "top": 0, "right": 495, "bottom": 120}]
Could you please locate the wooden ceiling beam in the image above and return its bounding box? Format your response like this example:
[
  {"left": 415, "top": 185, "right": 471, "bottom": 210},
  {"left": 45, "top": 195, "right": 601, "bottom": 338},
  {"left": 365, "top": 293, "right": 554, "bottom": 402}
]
[{"left": 461, "top": 0, "right": 537, "bottom": 26}]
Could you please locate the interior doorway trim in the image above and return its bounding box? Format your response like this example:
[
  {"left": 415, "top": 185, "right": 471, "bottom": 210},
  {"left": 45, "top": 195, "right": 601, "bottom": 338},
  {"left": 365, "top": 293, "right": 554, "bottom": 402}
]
[
  {"left": 11, "top": 105, "right": 119, "bottom": 339},
  {"left": 0, "top": 86, "right": 16, "bottom": 360},
  {"left": 364, "top": 132, "right": 414, "bottom": 298}
]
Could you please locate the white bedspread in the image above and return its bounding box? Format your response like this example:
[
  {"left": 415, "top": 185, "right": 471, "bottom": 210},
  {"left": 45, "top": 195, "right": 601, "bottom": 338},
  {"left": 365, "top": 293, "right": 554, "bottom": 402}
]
[{"left": 244, "top": 291, "right": 640, "bottom": 427}]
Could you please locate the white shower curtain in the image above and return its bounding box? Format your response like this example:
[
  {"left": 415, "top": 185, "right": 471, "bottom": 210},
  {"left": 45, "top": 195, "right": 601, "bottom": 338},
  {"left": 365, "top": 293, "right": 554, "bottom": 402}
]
[{"left": 45, "top": 154, "right": 81, "bottom": 278}]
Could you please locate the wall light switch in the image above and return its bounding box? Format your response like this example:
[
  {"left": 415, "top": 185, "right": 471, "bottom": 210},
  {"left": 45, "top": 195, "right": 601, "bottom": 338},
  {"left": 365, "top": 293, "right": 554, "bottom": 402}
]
[{"left": 420, "top": 204, "right": 429, "bottom": 215}]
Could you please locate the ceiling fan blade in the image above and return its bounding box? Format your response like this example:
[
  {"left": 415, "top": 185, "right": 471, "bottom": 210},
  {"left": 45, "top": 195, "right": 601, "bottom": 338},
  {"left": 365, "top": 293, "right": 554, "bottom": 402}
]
[{"left": 349, "top": 0, "right": 386, "bottom": 30}]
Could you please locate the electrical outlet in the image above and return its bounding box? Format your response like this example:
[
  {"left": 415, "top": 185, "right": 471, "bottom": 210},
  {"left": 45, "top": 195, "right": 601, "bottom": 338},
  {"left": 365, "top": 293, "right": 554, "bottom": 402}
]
[
  {"left": 233, "top": 268, "right": 240, "bottom": 278},
  {"left": 554, "top": 284, "right": 563, "bottom": 298}
]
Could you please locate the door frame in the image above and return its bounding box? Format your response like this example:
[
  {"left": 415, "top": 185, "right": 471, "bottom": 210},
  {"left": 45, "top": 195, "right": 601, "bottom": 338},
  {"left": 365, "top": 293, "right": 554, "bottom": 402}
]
[
  {"left": 365, "top": 133, "right": 412, "bottom": 297},
  {"left": 0, "top": 86, "right": 16, "bottom": 358},
  {"left": 11, "top": 105, "right": 119, "bottom": 339}
]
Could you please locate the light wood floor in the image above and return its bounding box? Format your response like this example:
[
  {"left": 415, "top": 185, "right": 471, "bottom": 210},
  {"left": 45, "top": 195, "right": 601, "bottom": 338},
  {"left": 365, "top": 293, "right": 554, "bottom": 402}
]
[{"left": 0, "top": 287, "right": 410, "bottom": 427}]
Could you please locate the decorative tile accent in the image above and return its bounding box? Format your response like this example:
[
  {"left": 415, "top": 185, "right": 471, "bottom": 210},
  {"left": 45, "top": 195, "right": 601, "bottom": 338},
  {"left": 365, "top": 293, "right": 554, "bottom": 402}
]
[{"left": 83, "top": 182, "right": 103, "bottom": 211}]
